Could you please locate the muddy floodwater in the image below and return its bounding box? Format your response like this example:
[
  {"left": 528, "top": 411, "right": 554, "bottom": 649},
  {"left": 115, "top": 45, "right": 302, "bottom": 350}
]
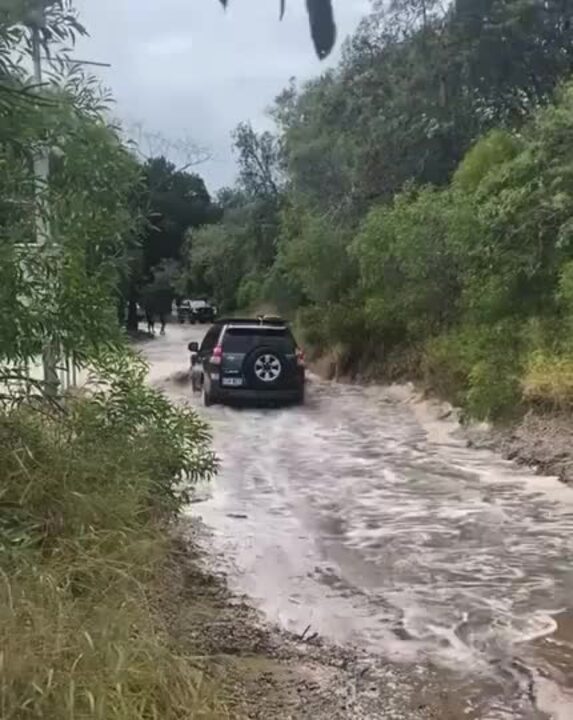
[{"left": 143, "top": 325, "right": 573, "bottom": 719}]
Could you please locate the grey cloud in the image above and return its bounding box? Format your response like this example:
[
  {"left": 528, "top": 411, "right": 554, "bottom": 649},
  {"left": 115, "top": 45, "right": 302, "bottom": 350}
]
[{"left": 75, "top": 0, "right": 369, "bottom": 191}]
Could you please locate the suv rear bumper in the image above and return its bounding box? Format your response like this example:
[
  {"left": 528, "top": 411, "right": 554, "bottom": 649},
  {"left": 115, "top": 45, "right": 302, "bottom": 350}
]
[{"left": 211, "top": 385, "right": 304, "bottom": 405}]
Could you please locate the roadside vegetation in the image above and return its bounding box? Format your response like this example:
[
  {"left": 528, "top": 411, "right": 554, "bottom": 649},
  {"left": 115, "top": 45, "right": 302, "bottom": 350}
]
[
  {"left": 0, "top": 354, "right": 218, "bottom": 718},
  {"left": 0, "top": 3, "right": 219, "bottom": 717},
  {"left": 186, "top": 0, "right": 573, "bottom": 420}
]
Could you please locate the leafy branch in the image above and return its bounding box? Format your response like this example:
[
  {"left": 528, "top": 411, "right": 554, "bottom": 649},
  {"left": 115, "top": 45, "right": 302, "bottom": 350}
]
[{"left": 218, "top": 0, "right": 336, "bottom": 59}]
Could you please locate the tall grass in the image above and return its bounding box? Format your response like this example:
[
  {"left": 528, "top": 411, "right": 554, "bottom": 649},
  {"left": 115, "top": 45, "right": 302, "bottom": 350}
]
[
  {"left": 522, "top": 351, "right": 573, "bottom": 410},
  {"left": 0, "top": 351, "right": 222, "bottom": 719}
]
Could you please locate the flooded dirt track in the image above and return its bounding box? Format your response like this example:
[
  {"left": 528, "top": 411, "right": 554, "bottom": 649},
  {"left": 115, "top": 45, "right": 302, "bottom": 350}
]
[{"left": 143, "top": 325, "right": 573, "bottom": 719}]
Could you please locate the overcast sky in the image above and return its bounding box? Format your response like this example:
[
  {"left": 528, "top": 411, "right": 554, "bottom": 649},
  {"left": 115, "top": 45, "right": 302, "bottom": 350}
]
[{"left": 73, "top": 0, "right": 370, "bottom": 193}]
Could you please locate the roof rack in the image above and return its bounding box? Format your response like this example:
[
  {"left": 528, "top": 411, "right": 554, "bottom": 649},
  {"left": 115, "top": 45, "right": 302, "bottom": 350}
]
[
  {"left": 258, "top": 314, "right": 285, "bottom": 325},
  {"left": 215, "top": 315, "right": 287, "bottom": 327}
]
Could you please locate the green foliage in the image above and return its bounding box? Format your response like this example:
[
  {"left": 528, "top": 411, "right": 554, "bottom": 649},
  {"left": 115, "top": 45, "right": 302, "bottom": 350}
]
[
  {"left": 0, "top": 7, "right": 222, "bottom": 718},
  {"left": 423, "top": 332, "right": 473, "bottom": 406},
  {"left": 254, "top": 257, "right": 305, "bottom": 315},
  {"left": 0, "top": 353, "right": 219, "bottom": 718},
  {"left": 142, "top": 157, "right": 214, "bottom": 271},
  {"left": 184, "top": 127, "right": 285, "bottom": 312},
  {"left": 424, "top": 324, "right": 524, "bottom": 419},
  {"left": 86, "top": 349, "right": 215, "bottom": 511},
  {"left": 343, "top": 81, "right": 573, "bottom": 417},
  {"left": 557, "top": 261, "right": 573, "bottom": 313},
  {"left": 233, "top": 121, "right": 283, "bottom": 197},
  {"left": 2, "top": 349, "right": 214, "bottom": 553},
  {"left": 453, "top": 130, "right": 523, "bottom": 193},
  {"left": 122, "top": 157, "right": 217, "bottom": 328},
  {"left": 190, "top": 221, "right": 246, "bottom": 311},
  {"left": 353, "top": 187, "right": 475, "bottom": 338},
  {"left": 459, "top": 85, "right": 573, "bottom": 328},
  {"left": 280, "top": 205, "right": 357, "bottom": 306},
  {"left": 522, "top": 351, "right": 573, "bottom": 409},
  {"left": 0, "top": 6, "right": 143, "bottom": 366},
  {"left": 236, "top": 271, "right": 266, "bottom": 311},
  {"left": 195, "top": 0, "right": 573, "bottom": 420},
  {"left": 272, "top": 0, "right": 573, "bottom": 217}
]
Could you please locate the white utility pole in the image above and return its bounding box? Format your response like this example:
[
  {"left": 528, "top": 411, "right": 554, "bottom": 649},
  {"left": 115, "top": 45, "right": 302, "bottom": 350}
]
[{"left": 30, "top": 10, "right": 59, "bottom": 397}]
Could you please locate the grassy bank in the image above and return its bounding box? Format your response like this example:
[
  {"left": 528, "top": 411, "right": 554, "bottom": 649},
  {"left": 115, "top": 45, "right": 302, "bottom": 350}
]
[
  {"left": 301, "top": 319, "right": 573, "bottom": 421},
  {"left": 0, "top": 351, "right": 221, "bottom": 719}
]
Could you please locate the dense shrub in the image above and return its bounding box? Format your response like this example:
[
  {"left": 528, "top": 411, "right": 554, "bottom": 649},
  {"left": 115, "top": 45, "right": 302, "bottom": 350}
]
[
  {"left": 0, "top": 351, "right": 220, "bottom": 719},
  {"left": 423, "top": 323, "right": 524, "bottom": 419},
  {"left": 522, "top": 351, "right": 573, "bottom": 409}
]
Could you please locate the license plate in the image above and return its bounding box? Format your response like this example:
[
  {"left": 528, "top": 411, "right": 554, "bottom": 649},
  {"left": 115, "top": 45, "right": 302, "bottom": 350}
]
[{"left": 222, "top": 377, "right": 243, "bottom": 387}]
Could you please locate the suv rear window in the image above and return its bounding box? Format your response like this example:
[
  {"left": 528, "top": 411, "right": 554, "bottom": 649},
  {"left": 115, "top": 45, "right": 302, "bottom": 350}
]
[
  {"left": 223, "top": 327, "right": 296, "bottom": 354},
  {"left": 200, "top": 325, "right": 222, "bottom": 352}
]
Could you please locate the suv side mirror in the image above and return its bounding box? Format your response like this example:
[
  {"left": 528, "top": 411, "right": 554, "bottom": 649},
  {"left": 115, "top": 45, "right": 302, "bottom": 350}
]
[{"left": 188, "top": 341, "right": 199, "bottom": 352}]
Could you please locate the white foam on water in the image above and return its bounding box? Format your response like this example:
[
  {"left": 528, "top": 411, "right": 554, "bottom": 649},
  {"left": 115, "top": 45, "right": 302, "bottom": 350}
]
[
  {"left": 534, "top": 674, "right": 573, "bottom": 720},
  {"left": 142, "top": 330, "right": 573, "bottom": 717}
]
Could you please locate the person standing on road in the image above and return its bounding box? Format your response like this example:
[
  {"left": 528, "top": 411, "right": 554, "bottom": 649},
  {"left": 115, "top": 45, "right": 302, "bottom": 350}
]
[{"left": 145, "top": 309, "right": 155, "bottom": 335}]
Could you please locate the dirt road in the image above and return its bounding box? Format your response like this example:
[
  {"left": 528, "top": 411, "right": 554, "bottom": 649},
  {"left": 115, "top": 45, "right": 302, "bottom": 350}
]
[{"left": 144, "top": 324, "right": 573, "bottom": 719}]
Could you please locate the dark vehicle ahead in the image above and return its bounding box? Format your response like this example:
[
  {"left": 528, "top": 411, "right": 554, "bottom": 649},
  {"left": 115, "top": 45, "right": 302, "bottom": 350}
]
[
  {"left": 177, "top": 299, "right": 216, "bottom": 324},
  {"left": 190, "top": 299, "right": 216, "bottom": 324},
  {"left": 176, "top": 300, "right": 192, "bottom": 324},
  {"left": 188, "top": 317, "right": 305, "bottom": 406}
]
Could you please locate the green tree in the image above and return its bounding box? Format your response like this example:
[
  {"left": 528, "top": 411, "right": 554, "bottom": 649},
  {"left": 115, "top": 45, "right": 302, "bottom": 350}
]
[
  {"left": 233, "top": 121, "right": 284, "bottom": 197},
  {"left": 354, "top": 184, "right": 484, "bottom": 343},
  {"left": 124, "top": 157, "right": 216, "bottom": 330},
  {"left": 203, "top": 0, "right": 573, "bottom": 419},
  {"left": 273, "top": 0, "right": 573, "bottom": 217},
  {"left": 142, "top": 157, "right": 214, "bottom": 269},
  {"left": 0, "top": 4, "right": 142, "bottom": 370},
  {"left": 184, "top": 123, "right": 285, "bottom": 312}
]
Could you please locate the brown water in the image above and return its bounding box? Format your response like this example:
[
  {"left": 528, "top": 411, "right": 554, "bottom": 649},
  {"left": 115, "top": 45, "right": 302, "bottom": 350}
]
[{"left": 143, "top": 325, "right": 573, "bottom": 719}]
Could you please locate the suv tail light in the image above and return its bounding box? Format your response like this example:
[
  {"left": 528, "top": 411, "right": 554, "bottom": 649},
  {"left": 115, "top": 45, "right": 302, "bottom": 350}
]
[
  {"left": 211, "top": 345, "right": 223, "bottom": 365},
  {"left": 296, "top": 348, "right": 305, "bottom": 367}
]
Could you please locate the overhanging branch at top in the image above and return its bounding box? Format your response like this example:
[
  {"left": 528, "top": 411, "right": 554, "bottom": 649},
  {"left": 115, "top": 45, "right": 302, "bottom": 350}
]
[{"left": 217, "top": 0, "right": 336, "bottom": 60}]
